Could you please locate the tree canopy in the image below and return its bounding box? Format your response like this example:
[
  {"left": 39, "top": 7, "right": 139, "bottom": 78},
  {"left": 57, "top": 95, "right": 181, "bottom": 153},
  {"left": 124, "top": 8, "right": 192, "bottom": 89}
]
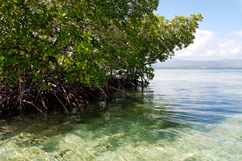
[{"left": 0, "top": 0, "right": 203, "bottom": 115}]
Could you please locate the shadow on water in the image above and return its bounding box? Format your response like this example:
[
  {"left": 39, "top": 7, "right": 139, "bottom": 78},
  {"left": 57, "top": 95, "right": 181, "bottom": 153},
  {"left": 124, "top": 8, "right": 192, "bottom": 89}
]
[
  {"left": 0, "top": 111, "right": 106, "bottom": 151},
  {"left": 1, "top": 69, "right": 242, "bottom": 160},
  {"left": 0, "top": 86, "right": 232, "bottom": 153}
]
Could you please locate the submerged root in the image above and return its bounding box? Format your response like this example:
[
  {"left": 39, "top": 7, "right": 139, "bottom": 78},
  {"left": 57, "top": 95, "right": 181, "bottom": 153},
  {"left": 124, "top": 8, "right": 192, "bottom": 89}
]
[{"left": 0, "top": 76, "right": 148, "bottom": 117}]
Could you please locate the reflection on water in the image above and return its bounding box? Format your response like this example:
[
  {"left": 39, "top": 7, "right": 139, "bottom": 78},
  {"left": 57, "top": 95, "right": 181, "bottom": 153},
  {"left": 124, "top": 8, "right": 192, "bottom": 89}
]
[{"left": 0, "top": 68, "right": 242, "bottom": 160}]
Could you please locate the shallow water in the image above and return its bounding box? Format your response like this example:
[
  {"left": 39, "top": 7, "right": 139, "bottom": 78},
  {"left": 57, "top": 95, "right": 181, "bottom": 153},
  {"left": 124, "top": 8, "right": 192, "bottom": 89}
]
[{"left": 0, "top": 68, "right": 242, "bottom": 160}]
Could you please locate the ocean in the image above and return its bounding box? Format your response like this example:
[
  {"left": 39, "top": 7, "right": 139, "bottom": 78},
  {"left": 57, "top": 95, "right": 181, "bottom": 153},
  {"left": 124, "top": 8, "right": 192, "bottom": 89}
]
[{"left": 0, "top": 68, "right": 242, "bottom": 160}]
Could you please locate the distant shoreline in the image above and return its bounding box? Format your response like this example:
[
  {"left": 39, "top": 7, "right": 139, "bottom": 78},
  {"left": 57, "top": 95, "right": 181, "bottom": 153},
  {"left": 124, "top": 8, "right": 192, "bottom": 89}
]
[
  {"left": 154, "top": 67, "right": 242, "bottom": 69},
  {"left": 153, "top": 59, "right": 242, "bottom": 69}
]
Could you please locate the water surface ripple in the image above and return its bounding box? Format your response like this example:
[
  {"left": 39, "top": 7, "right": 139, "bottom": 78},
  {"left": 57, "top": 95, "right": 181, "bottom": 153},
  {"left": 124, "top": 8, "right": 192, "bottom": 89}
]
[{"left": 0, "top": 68, "right": 242, "bottom": 160}]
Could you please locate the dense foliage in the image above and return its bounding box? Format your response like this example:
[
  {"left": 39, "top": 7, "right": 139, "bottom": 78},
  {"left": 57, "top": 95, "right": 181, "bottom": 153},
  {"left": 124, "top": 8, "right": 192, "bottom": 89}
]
[{"left": 0, "top": 0, "right": 203, "bottom": 115}]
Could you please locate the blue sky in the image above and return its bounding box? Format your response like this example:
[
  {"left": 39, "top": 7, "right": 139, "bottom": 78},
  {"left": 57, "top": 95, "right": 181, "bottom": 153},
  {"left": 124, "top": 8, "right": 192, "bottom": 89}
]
[{"left": 154, "top": 0, "right": 242, "bottom": 60}]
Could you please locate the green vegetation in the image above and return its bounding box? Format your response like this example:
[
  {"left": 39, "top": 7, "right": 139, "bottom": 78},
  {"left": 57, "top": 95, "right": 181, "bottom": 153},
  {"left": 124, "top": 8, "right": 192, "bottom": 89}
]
[{"left": 0, "top": 0, "right": 203, "bottom": 116}]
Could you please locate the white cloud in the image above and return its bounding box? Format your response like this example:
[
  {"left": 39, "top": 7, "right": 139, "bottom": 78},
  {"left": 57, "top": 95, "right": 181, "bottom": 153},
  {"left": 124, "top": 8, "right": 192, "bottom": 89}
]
[
  {"left": 234, "top": 30, "right": 242, "bottom": 37},
  {"left": 231, "top": 47, "right": 240, "bottom": 54},
  {"left": 174, "top": 29, "right": 242, "bottom": 60}
]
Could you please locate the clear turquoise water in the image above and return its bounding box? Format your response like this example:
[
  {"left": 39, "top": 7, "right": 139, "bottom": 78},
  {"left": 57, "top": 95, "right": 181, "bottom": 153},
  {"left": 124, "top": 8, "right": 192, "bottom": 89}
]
[{"left": 0, "top": 68, "right": 242, "bottom": 160}]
